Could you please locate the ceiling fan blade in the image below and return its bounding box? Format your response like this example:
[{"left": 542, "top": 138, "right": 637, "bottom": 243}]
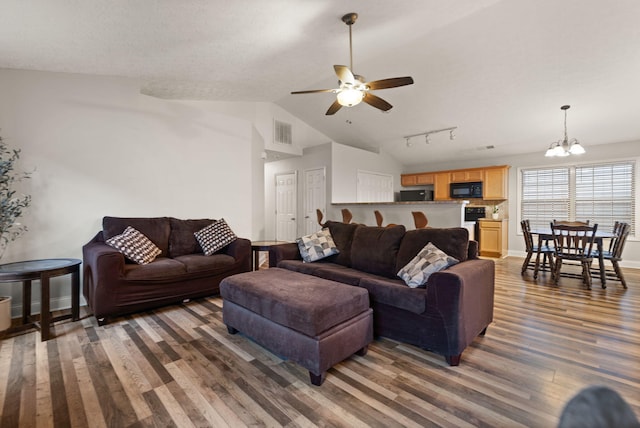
[
  {"left": 325, "top": 100, "right": 343, "bottom": 115},
  {"left": 291, "top": 88, "right": 336, "bottom": 94},
  {"left": 363, "top": 92, "right": 393, "bottom": 111},
  {"left": 334, "top": 65, "right": 355, "bottom": 85},
  {"left": 366, "top": 77, "right": 414, "bottom": 90}
]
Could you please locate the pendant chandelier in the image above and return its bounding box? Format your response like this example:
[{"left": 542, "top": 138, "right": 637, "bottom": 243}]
[{"left": 545, "top": 105, "right": 585, "bottom": 157}]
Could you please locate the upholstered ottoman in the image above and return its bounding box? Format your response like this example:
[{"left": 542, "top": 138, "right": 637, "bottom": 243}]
[{"left": 220, "top": 268, "right": 373, "bottom": 386}]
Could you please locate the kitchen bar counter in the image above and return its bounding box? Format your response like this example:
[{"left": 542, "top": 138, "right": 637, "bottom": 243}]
[{"left": 327, "top": 201, "right": 470, "bottom": 229}]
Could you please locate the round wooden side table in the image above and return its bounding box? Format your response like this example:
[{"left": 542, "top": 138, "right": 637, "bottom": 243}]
[{"left": 0, "top": 258, "right": 81, "bottom": 341}]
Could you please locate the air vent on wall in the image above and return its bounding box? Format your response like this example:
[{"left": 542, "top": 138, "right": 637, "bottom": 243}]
[{"left": 274, "top": 120, "right": 292, "bottom": 145}]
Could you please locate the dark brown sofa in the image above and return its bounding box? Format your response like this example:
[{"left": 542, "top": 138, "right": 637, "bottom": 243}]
[
  {"left": 82, "top": 216, "right": 251, "bottom": 325},
  {"left": 269, "top": 221, "right": 495, "bottom": 365}
]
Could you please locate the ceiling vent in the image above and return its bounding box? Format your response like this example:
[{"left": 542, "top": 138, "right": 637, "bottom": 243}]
[{"left": 274, "top": 120, "right": 292, "bottom": 145}]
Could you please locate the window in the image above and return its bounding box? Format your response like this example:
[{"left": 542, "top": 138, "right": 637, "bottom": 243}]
[{"left": 520, "top": 161, "right": 636, "bottom": 234}]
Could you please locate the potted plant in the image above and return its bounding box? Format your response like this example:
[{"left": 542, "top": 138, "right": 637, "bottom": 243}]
[
  {"left": 492, "top": 205, "right": 500, "bottom": 220},
  {"left": 0, "top": 133, "right": 32, "bottom": 261},
  {"left": 0, "top": 133, "right": 31, "bottom": 330}
]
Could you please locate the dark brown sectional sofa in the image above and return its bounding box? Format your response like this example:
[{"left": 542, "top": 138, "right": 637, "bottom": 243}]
[
  {"left": 82, "top": 216, "right": 251, "bottom": 325},
  {"left": 270, "top": 221, "right": 495, "bottom": 365}
]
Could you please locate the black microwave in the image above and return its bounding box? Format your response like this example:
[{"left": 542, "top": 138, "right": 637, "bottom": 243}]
[
  {"left": 450, "top": 182, "right": 483, "bottom": 198},
  {"left": 399, "top": 189, "right": 434, "bottom": 201}
]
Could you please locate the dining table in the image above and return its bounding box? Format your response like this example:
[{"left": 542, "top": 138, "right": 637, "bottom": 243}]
[{"left": 530, "top": 228, "right": 615, "bottom": 286}]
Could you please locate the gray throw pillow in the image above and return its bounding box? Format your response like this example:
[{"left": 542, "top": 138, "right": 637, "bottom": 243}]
[
  {"left": 194, "top": 219, "right": 238, "bottom": 256},
  {"left": 296, "top": 228, "right": 340, "bottom": 262},
  {"left": 397, "top": 242, "right": 459, "bottom": 288},
  {"left": 106, "top": 226, "right": 162, "bottom": 265}
]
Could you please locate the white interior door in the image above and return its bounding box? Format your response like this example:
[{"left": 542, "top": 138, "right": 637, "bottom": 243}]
[
  {"left": 304, "top": 167, "right": 326, "bottom": 235},
  {"left": 275, "top": 172, "right": 297, "bottom": 241}
]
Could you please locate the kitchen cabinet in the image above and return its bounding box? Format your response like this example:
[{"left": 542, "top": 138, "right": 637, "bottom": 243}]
[
  {"left": 401, "top": 172, "right": 434, "bottom": 186},
  {"left": 450, "top": 169, "right": 483, "bottom": 183},
  {"left": 483, "top": 166, "right": 509, "bottom": 200},
  {"left": 434, "top": 172, "right": 451, "bottom": 200},
  {"left": 401, "top": 165, "right": 509, "bottom": 201},
  {"left": 416, "top": 173, "right": 435, "bottom": 185},
  {"left": 478, "top": 219, "right": 508, "bottom": 258},
  {"left": 401, "top": 174, "right": 418, "bottom": 186}
]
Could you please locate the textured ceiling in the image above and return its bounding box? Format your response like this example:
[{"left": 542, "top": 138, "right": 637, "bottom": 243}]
[{"left": 2, "top": 0, "right": 640, "bottom": 165}]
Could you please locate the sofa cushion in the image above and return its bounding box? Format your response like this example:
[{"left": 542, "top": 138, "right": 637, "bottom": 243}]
[
  {"left": 358, "top": 277, "right": 427, "bottom": 314},
  {"left": 396, "top": 227, "right": 469, "bottom": 273},
  {"left": 194, "top": 219, "right": 238, "bottom": 256},
  {"left": 123, "top": 257, "right": 187, "bottom": 280},
  {"left": 169, "top": 218, "right": 215, "bottom": 257},
  {"left": 296, "top": 228, "right": 339, "bottom": 262},
  {"left": 397, "top": 242, "right": 459, "bottom": 288},
  {"left": 173, "top": 253, "right": 236, "bottom": 273},
  {"left": 106, "top": 226, "right": 162, "bottom": 265},
  {"left": 220, "top": 268, "right": 370, "bottom": 336},
  {"left": 350, "top": 225, "right": 406, "bottom": 278},
  {"left": 103, "top": 216, "right": 171, "bottom": 256},
  {"left": 279, "top": 260, "right": 379, "bottom": 286},
  {"left": 321, "top": 221, "right": 360, "bottom": 267}
]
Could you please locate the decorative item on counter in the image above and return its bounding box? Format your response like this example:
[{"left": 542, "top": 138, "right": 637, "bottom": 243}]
[{"left": 492, "top": 205, "right": 500, "bottom": 220}]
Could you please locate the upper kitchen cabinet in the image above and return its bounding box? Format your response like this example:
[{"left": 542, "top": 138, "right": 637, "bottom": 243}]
[
  {"left": 401, "top": 165, "right": 510, "bottom": 201},
  {"left": 450, "top": 169, "right": 483, "bottom": 183},
  {"left": 483, "top": 166, "right": 510, "bottom": 200},
  {"left": 401, "top": 172, "right": 434, "bottom": 186}
]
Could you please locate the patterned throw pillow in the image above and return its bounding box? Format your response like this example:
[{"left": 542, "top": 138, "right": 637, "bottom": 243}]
[
  {"left": 106, "top": 226, "right": 162, "bottom": 265},
  {"left": 397, "top": 242, "right": 459, "bottom": 288},
  {"left": 296, "top": 228, "right": 340, "bottom": 262},
  {"left": 194, "top": 219, "right": 238, "bottom": 256}
]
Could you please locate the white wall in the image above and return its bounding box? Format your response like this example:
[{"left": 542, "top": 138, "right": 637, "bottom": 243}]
[
  {"left": 402, "top": 140, "right": 640, "bottom": 268},
  {"left": 331, "top": 142, "right": 404, "bottom": 203},
  {"left": 0, "top": 69, "right": 266, "bottom": 315}
]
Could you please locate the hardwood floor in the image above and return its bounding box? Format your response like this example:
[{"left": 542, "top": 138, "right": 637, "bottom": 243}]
[{"left": 0, "top": 257, "right": 638, "bottom": 427}]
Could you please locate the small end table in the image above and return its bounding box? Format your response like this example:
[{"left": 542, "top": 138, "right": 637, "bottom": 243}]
[
  {"left": 250, "top": 241, "right": 290, "bottom": 270},
  {"left": 0, "top": 258, "right": 81, "bottom": 341}
]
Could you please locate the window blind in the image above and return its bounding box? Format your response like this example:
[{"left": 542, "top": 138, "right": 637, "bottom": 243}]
[
  {"left": 520, "top": 161, "right": 635, "bottom": 235},
  {"left": 575, "top": 162, "right": 635, "bottom": 234},
  {"left": 521, "top": 167, "right": 570, "bottom": 230}
]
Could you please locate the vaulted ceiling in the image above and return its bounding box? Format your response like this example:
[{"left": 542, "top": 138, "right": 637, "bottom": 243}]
[{"left": 2, "top": 0, "right": 639, "bottom": 165}]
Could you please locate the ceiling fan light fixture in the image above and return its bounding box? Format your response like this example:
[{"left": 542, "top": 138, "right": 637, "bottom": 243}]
[
  {"left": 290, "top": 12, "right": 414, "bottom": 115},
  {"left": 337, "top": 88, "right": 364, "bottom": 107}
]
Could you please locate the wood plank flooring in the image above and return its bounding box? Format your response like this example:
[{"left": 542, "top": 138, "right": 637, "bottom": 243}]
[{"left": 0, "top": 256, "right": 638, "bottom": 427}]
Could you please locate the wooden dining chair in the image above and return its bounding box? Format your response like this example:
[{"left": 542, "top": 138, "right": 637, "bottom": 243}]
[
  {"left": 550, "top": 222, "right": 598, "bottom": 289},
  {"left": 411, "top": 211, "right": 429, "bottom": 229},
  {"left": 373, "top": 210, "right": 396, "bottom": 228},
  {"left": 591, "top": 222, "right": 630, "bottom": 288},
  {"left": 520, "top": 219, "right": 554, "bottom": 279},
  {"left": 316, "top": 209, "right": 327, "bottom": 227},
  {"left": 341, "top": 208, "right": 353, "bottom": 224}
]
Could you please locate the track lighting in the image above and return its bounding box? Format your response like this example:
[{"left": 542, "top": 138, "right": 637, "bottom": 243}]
[{"left": 403, "top": 126, "right": 458, "bottom": 147}]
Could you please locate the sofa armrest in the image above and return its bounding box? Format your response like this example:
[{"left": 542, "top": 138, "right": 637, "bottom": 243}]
[
  {"left": 82, "top": 232, "right": 126, "bottom": 278},
  {"left": 269, "top": 242, "right": 301, "bottom": 267},
  {"left": 425, "top": 258, "right": 495, "bottom": 355},
  {"left": 467, "top": 240, "right": 479, "bottom": 259},
  {"left": 222, "top": 238, "right": 252, "bottom": 271}
]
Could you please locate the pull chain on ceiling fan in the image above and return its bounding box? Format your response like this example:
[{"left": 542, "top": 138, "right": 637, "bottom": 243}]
[{"left": 291, "top": 12, "right": 414, "bottom": 115}]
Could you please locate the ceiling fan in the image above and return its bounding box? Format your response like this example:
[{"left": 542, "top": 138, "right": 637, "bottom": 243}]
[{"left": 291, "top": 12, "right": 414, "bottom": 115}]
